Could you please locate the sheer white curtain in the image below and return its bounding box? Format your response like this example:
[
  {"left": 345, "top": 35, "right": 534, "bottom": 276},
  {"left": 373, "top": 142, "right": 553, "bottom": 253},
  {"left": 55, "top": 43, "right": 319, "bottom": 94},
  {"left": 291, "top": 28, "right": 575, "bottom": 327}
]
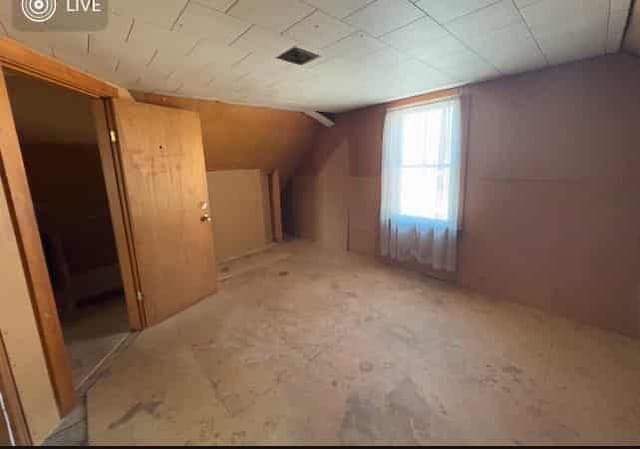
[{"left": 380, "top": 97, "right": 462, "bottom": 272}]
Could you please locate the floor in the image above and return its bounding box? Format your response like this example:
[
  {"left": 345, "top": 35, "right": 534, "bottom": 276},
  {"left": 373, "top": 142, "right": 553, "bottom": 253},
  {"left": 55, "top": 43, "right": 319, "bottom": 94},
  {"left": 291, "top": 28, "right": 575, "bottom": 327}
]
[
  {"left": 62, "top": 294, "right": 129, "bottom": 387},
  {"left": 76, "top": 241, "right": 640, "bottom": 444}
]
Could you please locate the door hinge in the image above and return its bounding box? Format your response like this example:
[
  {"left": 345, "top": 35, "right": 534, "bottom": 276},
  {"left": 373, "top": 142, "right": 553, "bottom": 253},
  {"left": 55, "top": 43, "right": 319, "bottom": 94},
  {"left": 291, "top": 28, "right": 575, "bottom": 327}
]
[
  {"left": 110, "top": 130, "right": 117, "bottom": 143},
  {"left": 137, "top": 291, "right": 144, "bottom": 302}
]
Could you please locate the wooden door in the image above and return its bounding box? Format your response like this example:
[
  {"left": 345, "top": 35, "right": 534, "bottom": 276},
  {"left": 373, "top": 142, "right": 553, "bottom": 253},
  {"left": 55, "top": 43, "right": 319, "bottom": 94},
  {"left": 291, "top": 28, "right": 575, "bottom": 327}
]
[{"left": 110, "top": 100, "right": 217, "bottom": 325}]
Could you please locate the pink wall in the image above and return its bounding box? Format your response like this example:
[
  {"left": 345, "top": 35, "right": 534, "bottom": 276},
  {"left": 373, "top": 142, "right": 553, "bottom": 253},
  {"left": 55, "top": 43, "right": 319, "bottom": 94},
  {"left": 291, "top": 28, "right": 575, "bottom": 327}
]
[
  {"left": 292, "top": 54, "right": 640, "bottom": 337},
  {"left": 460, "top": 54, "right": 640, "bottom": 337}
]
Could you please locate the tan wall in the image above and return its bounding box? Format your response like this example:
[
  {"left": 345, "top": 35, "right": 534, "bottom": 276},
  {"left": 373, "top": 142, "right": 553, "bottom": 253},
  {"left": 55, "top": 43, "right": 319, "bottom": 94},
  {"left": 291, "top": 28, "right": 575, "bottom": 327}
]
[
  {"left": 133, "top": 92, "right": 322, "bottom": 185},
  {"left": 292, "top": 53, "right": 640, "bottom": 338},
  {"left": 293, "top": 129, "right": 350, "bottom": 251},
  {"left": 207, "top": 170, "right": 272, "bottom": 262},
  {"left": 0, "top": 181, "right": 59, "bottom": 444}
]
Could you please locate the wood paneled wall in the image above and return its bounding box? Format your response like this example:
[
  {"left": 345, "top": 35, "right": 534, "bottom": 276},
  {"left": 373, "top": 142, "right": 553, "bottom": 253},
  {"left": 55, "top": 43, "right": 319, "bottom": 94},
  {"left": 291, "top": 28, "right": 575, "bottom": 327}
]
[
  {"left": 207, "top": 170, "right": 273, "bottom": 262},
  {"left": 132, "top": 93, "right": 322, "bottom": 186},
  {"left": 292, "top": 53, "right": 640, "bottom": 338}
]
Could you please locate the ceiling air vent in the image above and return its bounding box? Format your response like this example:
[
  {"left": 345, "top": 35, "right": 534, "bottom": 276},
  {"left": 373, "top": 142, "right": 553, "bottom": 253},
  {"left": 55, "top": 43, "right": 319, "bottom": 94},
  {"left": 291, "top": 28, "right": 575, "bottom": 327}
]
[{"left": 277, "top": 47, "right": 319, "bottom": 66}]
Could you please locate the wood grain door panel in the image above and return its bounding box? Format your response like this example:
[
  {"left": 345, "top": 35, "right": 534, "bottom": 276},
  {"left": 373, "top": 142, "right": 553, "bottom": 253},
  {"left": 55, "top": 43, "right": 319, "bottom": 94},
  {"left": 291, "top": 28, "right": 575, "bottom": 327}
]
[{"left": 111, "top": 100, "right": 217, "bottom": 325}]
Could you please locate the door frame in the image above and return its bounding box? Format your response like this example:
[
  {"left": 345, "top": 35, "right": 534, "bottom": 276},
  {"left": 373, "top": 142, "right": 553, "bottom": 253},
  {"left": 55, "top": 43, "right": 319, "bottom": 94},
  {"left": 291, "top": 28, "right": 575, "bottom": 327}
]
[
  {"left": 0, "top": 334, "right": 32, "bottom": 446},
  {"left": 0, "top": 37, "right": 139, "bottom": 417}
]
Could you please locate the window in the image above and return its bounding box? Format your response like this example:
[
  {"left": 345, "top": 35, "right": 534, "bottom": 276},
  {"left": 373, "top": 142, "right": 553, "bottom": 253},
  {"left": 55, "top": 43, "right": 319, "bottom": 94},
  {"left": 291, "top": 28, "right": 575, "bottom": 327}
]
[
  {"left": 399, "top": 107, "right": 452, "bottom": 221},
  {"left": 380, "top": 96, "right": 462, "bottom": 271}
]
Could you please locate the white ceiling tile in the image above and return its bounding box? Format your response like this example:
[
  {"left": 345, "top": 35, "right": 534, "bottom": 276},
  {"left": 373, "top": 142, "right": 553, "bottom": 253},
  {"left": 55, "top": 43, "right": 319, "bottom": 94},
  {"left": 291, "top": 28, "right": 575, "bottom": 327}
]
[
  {"left": 610, "top": 0, "right": 632, "bottom": 13},
  {"left": 5, "top": 29, "right": 85, "bottom": 62},
  {"left": 149, "top": 53, "right": 190, "bottom": 77},
  {"left": 543, "top": 37, "right": 606, "bottom": 66},
  {"left": 195, "top": 0, "right": 237, "bottom": 12},
  {"left": 513, "top": 0, "right": 542, "bottom": 8},
  {"left": 606, "top": 28, "right": 625, "bottom": 53},
  {"left": 176, "top": 83, "right": 219, "bottom": 99},
  {"left": 442, "top": 58, "right": 499, "bottom": 83},
  {"left": 429, "top": 47, "right": 484, "bottom": 71},
  {"left": 174, "top": 2, "right": 251, "bottom": 44},
  {"left": 447, "top": 0, "right": 521, "bottom": 41},
  {"left": 89, "top": 13, "right": 133, "bottom": 43},
  {"left": 466, "top": 21, "right": 546, "bottom": 72},
  {"left": 169, "top": 63, "right": 218, "bottom": 87},
  {"left": 128, "top": 21, "right": 199, "bottom": 57},
  {"left": 524, "top": 0, "right": 609, "bottom": 63},
  {"left": 137, "top": 67, "right": 182, "bottom": 93},
  {"left": 408, "top": 34, "right": 469, "bottom": 64},
  {"left": 230, "top": 25, "right": 296, "bottom": 57},
  {"left": 0, "top": 0, "right": 626, "bottom": 112},
  {"left": 4, "top": 31, "right": 53, "bottom": 55},
  {"left": 303, "top": 0, "right": 375, "bottom": 19},
  {"left": 91, "top": 36, "right": 157, "bottom": 72},
  {"left": 111, "top": 61, "right": 145, "bottom": 87},
  {"left": 300, "top": 56, "right": 361, "bottom": 84},
  {"left": 284, "top": 10, "right": 355, "bottom": 48},
  {"left": 190, "top": 39, "right": 251, "bottom": 67},
  {"left": 535, "top": 17, "right": 607, "bottom": 65},
  {"left": 520, "top": 0, "right": 609, "bottom": 31},
  {"left": 52, "top": 47, "right": 90, "bottom": 72},
  {"left": 84, "top": 54, "right": 121, "bottom": 80},
  {"left": 415, "top": 0, "right": 500, "bottom": 23},
  {"left": 228, "top": 0, "right": 315, "bottom": 32},
  {"left": 52, "top": 46, "right": 120, "bottom": 83},
  {"left": 110, "top": 0, "right": 188, "bottom": 30},
  {"left": 381, "top": 16, "right": 448, "bottom": 51},
  {"left": 233, "top": 54, "right": 294, "bottom": 75},
  {"left": 0, "top": 1, "right": 10, "bottom": 18},
  {"left": 606, "top": 9, "right": 628, "bottom": 53},
  {"left": 344, "top": 0, "right": 425, "bottom": 37},
  {"left": 608, "top": 8, "right": 629, "bottom": 35},
  {"left": 321, "top": 31, "right": 387, "bottom": 60}
]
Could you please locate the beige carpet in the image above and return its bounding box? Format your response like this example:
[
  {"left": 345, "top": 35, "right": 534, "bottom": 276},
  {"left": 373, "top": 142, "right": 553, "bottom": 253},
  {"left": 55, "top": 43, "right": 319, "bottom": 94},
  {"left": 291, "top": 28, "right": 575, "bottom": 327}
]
[
  {"left": 63, "top": 296, "right": 129, "bottom": 388},
  {"left": 88, "top": 241, "right": 640, "bottom": 444}
]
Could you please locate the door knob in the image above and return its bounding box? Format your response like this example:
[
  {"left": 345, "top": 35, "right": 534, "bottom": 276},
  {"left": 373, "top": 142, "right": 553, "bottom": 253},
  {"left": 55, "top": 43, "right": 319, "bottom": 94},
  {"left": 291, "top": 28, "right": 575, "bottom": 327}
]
[{"left": 201, "top": 213, "right": 212, "bottom": 223}]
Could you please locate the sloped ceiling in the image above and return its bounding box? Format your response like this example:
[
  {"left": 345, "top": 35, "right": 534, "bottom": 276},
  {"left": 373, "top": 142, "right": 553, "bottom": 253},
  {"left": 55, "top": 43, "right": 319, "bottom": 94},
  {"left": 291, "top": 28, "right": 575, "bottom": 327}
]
[
  {"left": 133, "top": 92, "right": 321, "bottom": 184},
  {"left": 0, "top": 0, "right": 632, "bottom": 113}
]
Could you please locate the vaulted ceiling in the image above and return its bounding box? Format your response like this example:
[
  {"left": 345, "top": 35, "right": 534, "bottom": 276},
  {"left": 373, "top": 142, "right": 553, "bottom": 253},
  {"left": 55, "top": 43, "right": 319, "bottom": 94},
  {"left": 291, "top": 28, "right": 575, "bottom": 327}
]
[{"left": 0, "top": 0, "right": 632, "bottom": 112}]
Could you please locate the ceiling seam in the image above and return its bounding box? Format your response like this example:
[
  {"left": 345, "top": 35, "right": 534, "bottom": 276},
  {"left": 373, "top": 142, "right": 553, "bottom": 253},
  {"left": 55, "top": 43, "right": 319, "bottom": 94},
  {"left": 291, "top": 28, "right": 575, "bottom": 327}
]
[
  {"left": 228, "top": 24, "right": 254, "bottom": 47},
  {"left": 298, "top": 0, "right": 376, "bottom": 22},
  {"left": 147, "top": 50, "right": 159, "bottom": 67},
  {"left": 377, "top": 14, "right": 429, "bottom": 38},
  {"left": 511, "top": 0, "right": 550, "bottom": 66},
  {"left": 224, "top": 0, "right": 241, "bottom": 14},
  {"left": 412, "top": 3, "right": 502, "bottom": 75},
  {"left": 281, "top": 8, "right": 318, "bottom": 34},
  {"left": 438, "top": 0, "right": 503, "bottom": 24},
  {"left": 124, "top": 18, "right": 135, "bottom": 42},
  {"left": 170, "top": 0, "right": 192, "bottom": 32},
  {"left": 342, "top": 0, "right": 380, "bottom": 20}
]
